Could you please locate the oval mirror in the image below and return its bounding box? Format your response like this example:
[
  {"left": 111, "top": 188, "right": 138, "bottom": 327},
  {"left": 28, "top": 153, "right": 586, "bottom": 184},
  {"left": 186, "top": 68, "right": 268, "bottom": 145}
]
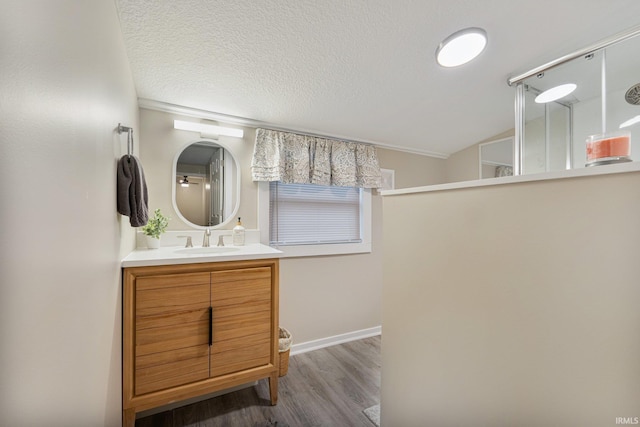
[{"left": 172, "top": 140, "right": 240, "bottom": 228}]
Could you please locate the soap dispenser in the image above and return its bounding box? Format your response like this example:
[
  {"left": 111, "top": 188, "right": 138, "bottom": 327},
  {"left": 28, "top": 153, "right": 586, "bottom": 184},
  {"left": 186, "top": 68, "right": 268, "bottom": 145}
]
[{"left": 232, "top": 217, "right": 245, "bottom": 246}]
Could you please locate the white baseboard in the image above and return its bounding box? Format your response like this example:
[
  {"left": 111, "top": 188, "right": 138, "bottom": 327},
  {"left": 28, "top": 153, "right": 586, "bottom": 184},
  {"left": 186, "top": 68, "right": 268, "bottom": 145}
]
[{"left": 290, "top": 326, "right": 381, "bottom": 356}]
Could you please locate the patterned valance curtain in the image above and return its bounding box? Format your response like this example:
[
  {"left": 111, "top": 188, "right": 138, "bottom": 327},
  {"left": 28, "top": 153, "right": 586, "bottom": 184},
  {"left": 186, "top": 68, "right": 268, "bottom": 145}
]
[{"left": 251, "top": 128, "right": 382, "bottom": 188}]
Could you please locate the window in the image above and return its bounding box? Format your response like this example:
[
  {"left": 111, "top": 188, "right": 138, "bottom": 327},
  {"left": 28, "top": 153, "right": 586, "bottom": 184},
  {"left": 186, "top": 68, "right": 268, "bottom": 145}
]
[
  {"left": 270, "top": 182, "right": 362, "bottom": 245},
  {"left": 259, "top": 182, "right": 372, "bottom": 257}
]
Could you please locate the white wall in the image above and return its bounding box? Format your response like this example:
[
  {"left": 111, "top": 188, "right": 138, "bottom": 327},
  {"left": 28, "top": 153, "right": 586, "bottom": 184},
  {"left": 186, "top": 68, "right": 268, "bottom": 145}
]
[
  {"left": 0, "top": 1, "right": 138, "bottom": 425},
  {"left": 377, "top": 148, "right": 447, "bottom": 188},
  {"left": 446, "top": 129, "right": 515, "bottom": 183},
  {"left": 138, "top": 108, "right": 447, "bottom": 345},
  {"left": 381, "top": 172, "right": 640, "bottom": 426}
]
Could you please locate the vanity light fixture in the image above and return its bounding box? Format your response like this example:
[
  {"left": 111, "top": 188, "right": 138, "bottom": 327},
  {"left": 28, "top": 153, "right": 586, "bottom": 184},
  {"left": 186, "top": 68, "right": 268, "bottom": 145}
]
[
  {"left": 174, "top": 120, "right": 244, "bottom": 138},
  {"left": 534, "top": 83, "right": 577, "bottom": 103},
  {"left": 436, "top": 27, "right": 488, "bottom": 67},
  {"left": 619, "top": 115, "right": 640, "bottom": 129}
]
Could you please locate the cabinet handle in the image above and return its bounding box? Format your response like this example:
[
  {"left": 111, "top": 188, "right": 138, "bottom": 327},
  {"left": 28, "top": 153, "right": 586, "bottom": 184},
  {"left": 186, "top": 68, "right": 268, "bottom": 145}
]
[{"left": 208, "top": 306, "right": 213, "bottom": 346}]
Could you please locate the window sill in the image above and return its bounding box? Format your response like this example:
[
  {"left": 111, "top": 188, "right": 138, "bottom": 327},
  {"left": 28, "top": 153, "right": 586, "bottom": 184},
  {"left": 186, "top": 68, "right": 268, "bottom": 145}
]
[{"left": 270, "top": 242, "right": 372, "bottom": 258}]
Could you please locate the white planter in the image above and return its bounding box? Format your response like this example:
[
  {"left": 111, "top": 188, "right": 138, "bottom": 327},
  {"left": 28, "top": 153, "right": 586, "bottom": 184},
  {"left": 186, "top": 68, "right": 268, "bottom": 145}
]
[{"left": 145, "top": 235, "right": 161, "bottom": 249}]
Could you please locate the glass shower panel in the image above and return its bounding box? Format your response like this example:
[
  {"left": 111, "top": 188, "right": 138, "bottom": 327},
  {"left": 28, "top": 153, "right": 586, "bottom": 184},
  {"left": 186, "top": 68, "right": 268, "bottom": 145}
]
[
  {"left": 602, "top": 34, "right": 640, "bottom": 163},
  {"left": 522, "top": 51, "right": 603, "bottom": 173},
  {"left": 547, "top": 102, "right": 571, "bottom": 171},
  {"left": 570, "top": 50, "right": 605, "bottom": 168},
  {"left": 522, "top": 84, "right": 571, "bottom": 174},
  {"left": 522, "top": 87, "right": 546, "bottom": 174},
  {"left": 513, "top": 26, "right": 640, "bottom": 174}
]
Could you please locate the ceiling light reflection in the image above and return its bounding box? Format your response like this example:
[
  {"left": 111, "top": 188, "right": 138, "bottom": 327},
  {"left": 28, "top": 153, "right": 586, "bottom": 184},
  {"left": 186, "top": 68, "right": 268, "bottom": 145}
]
[
  {"left": 619, "top": 115, "right": 640, "bottom": 129},
  {"left": 534, "top": 83, "right": 577, "bottom": 103}
]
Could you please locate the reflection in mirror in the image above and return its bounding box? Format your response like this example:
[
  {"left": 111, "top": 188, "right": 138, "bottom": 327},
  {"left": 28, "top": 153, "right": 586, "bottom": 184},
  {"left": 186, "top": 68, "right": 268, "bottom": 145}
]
[
  {"left": 173, "top": 140, "right": 240, "bottom": 228},
  {"left": 479, "top": 137, "right": 514, "bottom": 179}
]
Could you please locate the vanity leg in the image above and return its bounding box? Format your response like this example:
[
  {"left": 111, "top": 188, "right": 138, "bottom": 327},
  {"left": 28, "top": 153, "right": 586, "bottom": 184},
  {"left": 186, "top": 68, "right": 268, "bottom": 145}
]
[
  {"left": 268, "top": 373, "right": 278, "bottom": 405},
  {"left": 123, "top": 408, "right": 136, "bottom": 427}
]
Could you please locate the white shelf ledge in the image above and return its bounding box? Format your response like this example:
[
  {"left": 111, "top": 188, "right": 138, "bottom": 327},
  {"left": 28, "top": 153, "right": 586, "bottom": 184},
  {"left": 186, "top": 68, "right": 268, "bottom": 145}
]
[{"left": 381, "top": 161, "right": 640, "bottom": 196}]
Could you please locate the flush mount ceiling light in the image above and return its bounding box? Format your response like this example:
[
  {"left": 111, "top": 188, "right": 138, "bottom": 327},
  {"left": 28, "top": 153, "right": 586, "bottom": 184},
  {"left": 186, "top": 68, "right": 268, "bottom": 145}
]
[
  {"left": 534, "top": 83, "right": 577, "bottom": 103},
  {"left": 619, "top": 115, "right": 640, "bottom": 129},
  {"left": 174, "top": 120, "right": 244, "bottom": 138},
  {"left": 436, "top": 27, "right": 488, "bottom": 67}
]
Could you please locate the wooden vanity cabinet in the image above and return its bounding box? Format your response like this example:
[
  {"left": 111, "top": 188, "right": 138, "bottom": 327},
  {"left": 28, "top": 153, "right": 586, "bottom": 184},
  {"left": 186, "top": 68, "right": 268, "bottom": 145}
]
[{"left": 122, "top": 259, "right": 279, "bottom": 427}]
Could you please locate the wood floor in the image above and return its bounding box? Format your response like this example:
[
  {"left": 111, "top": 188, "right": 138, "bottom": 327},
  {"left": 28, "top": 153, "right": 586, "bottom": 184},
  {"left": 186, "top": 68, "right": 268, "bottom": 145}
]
[{"left": 136, "top": 336, "right": 381, "bottom": 427}]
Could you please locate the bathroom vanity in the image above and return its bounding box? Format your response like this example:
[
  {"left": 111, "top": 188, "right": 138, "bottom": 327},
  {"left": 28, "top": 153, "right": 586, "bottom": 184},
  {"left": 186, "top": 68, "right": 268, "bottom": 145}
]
[{"left": 121, "top": 245, "right": 281, "bottom": 427}]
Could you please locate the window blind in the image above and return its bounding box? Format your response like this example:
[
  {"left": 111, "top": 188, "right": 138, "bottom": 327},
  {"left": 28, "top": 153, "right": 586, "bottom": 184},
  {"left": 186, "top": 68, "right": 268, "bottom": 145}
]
[{"left": 269, "top": 182, "right": 362, "bottom": 245}]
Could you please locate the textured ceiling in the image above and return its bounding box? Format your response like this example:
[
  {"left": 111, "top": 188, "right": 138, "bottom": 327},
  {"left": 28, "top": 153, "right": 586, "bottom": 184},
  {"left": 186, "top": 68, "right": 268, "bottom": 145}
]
[{"left": 115, "top": 0, "right": 640, "bottom": 157}]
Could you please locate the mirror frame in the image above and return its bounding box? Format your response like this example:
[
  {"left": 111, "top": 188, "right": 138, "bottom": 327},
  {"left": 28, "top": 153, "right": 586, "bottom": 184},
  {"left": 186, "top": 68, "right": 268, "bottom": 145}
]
[{"left": 171, "top": 138, "right": 242, "bottom": 229}]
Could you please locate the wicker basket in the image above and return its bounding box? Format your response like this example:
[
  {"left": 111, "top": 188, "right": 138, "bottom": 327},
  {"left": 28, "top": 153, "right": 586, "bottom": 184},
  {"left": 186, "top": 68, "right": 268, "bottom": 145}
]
[{"left": 278, "top": 327, "right": 292, "bottom": 377}]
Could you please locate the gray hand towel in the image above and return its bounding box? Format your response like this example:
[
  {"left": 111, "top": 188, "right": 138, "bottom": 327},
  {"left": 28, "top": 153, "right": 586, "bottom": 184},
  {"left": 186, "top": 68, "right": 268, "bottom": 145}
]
[{"left": 117, "top": 155, "right": 149, "bottom": 227}]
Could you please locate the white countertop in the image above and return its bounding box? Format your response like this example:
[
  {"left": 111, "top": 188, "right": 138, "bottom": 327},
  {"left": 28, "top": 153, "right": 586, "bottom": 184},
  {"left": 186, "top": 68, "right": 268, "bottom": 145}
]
[{"left": 122, "top": 243, "right": 282, "bottom": 267}]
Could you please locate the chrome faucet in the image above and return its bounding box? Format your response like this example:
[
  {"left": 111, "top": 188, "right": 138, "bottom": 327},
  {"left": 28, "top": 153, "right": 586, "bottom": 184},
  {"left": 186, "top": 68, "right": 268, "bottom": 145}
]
[
  {"left": 202, "top": 228, "right": 211, "bottom": 247},
  {"left": 178, "top": 236, "right": 193, "bottom": 248},
  {"left": 217, "top": 234, "right": 225, "bottom": 247}
]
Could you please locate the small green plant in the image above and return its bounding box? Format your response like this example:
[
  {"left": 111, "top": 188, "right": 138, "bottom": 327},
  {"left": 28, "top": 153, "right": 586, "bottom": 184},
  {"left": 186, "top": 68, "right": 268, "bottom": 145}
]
[{"left": 141, "top": 209, "right": 170, "bottom": 239}]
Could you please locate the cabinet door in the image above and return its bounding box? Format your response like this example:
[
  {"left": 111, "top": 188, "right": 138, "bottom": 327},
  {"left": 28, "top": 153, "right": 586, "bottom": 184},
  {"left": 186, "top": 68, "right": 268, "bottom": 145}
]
[
  {"left": 135, "top": 272, "right": 210, "bottom": 395},
  {"left": 210, "top": 267, "right": 272, "bottom": 377}
]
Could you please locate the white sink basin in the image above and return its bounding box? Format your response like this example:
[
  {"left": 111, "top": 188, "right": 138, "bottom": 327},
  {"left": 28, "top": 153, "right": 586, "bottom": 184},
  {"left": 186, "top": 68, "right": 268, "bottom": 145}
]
[{"left": 174, "top": 246, "right": 240, "bottom": 255}]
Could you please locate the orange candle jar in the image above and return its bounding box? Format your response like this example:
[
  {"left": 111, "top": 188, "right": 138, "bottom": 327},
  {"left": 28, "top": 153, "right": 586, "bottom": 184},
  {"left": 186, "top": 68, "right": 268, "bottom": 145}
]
[{"left": 586, "top": 131, "right": 631, "bottom": 165}]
